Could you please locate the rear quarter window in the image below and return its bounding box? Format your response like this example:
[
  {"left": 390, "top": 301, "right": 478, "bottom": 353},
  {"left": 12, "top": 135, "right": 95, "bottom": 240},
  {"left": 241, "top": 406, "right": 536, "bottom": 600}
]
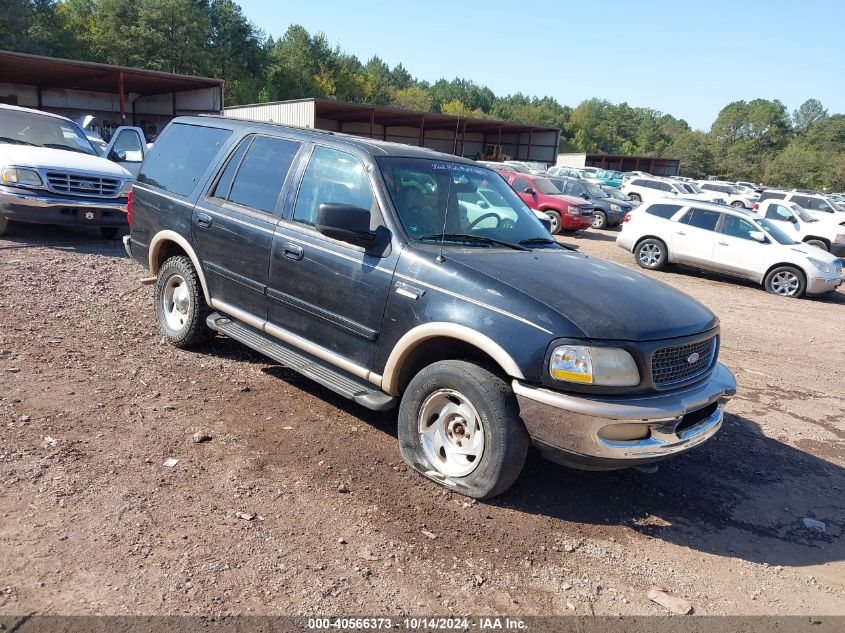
[
  {"left": 645, "top": 203, "right": 683, "bottom": 219},
  {"left": 138, "top": 123, "right": 232, "bottom": 196},
  {"left": 758, "top": 191, "right": 785, "bottom": 202}
]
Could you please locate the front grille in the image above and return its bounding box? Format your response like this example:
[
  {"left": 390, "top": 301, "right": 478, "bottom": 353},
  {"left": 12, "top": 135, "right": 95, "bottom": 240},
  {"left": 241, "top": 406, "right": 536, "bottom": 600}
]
[
  {"left": 45, "top": 172, "right": 120, "bottom": 198},
  {"left": 651, "top": 336, "right": 716, "bottom": 387}
]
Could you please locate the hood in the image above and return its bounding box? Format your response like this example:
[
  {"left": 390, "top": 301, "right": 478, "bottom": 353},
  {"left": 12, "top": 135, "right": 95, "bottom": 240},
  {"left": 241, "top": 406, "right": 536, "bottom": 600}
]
[
  {"left": 0, "top": 145, "right": 131, "bottom": 179},
  {"left": 788, "top": 243, "right": 841, "bottom": 264},
  {"left": 547, "top": 193, "right": 590, "bottom": 206},
  {"left": 451, "top": 249, "right": 718, "bottom": 341}
]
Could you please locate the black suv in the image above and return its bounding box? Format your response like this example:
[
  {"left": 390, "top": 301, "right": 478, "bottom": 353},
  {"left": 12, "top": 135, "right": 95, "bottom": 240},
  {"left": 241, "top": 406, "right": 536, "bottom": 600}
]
[{"left": 124, "top": 116, "right": 736, "bottom": 499}]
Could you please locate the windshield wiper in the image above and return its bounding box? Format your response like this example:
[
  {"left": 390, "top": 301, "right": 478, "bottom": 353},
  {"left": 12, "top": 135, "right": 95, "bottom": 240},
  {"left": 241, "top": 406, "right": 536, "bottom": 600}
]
[
  {"left": 0, "top": 136, "right": 37, "bottom": 146},
  {"left": 42, "top": 144, "right": 91, "bottom": 154},
  {"left": 417, "top": 233, "right": 528, "bottom": 251},
  {"left": 518, "top": 237, "right": 558, "bottom": 246}
]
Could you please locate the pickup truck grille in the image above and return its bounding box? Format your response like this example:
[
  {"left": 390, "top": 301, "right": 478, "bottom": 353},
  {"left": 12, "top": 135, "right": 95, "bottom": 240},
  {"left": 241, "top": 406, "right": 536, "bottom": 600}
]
[
  {"left": 652, "top": 336, "right": 717, "bottom": 387},
  {"left": 45, "top": 172, "right": 120, "bottom": 198}
]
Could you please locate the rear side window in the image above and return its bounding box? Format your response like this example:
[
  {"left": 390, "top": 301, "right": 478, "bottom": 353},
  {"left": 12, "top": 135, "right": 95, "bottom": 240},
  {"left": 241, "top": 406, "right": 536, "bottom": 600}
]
[
  {"left": 680, "top": 208, "right": 721, "bottom": 231},
  {"left": 791, "top": 195, "right": 812, "bottom": 208},
  {"left": 138, "top": 123, "right": 231, "bottom": 196},
  {"left": 631, "top": 179, "right": 645, "bottom": 186},
  {"left": 512, "top": 177, "right": 532, "bottom": 193},
  {"left": 758, "top": 191, "right": 785, "bottom": 202},
  {"left": 292, "top": 146, "right": 375, "bottom": 227},
  {"left": 226, "top": 136, "right": 301, "bottom": 214},
  {"left": 645, "top": 203, "right": 683, "bottom": 219}
]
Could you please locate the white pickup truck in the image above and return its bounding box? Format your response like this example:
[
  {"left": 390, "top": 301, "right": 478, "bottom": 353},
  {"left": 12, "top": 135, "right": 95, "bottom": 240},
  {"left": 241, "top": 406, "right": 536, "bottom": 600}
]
[
  {"left": 0, "top": 104, "right": 146, "bottom": 238},
  {"left": 755, "top": 199, "right": 845, "bottom": 258}
]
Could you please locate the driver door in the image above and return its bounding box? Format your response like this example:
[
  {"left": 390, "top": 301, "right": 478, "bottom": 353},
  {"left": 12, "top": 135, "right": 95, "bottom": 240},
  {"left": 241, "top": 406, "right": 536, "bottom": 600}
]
[
  {"left": 712, "top": 215, "right": 769, "bottom": 279},
  {"left": 103, "top": 127, "right": 147, "bottom": 177}
]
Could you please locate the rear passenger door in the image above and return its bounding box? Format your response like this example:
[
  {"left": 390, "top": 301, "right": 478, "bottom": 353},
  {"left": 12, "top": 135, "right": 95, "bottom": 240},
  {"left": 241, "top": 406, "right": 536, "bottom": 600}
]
[
  {"left": 267, "top": 145, "right": 398, "bottom": 372},
  {"left": 671, "top": 208, "right": 721, "bottom": 267},
  {"left": 194, "top": 134, "right": 303, "bottom": 319}
]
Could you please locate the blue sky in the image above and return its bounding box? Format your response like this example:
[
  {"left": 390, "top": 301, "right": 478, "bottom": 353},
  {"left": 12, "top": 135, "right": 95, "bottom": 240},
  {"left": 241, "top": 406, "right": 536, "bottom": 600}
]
[{"left": 237, "top": 0, "right": 845, "bottom": 130}]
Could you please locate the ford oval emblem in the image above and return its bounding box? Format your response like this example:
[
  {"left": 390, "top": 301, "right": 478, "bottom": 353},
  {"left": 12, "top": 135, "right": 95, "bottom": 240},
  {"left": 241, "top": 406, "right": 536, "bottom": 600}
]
[{"left": 687, "top": 352, "right": 700, "bottom": 364}]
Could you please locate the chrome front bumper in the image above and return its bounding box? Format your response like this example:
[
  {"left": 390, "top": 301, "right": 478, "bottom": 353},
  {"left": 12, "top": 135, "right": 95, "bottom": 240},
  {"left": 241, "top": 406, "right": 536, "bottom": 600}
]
[
  {"left": 513, "top": 363, "right": 737, "bottom": 470},
  {"left": 806, "top": 273, "right": 843, "bottom": 295},
  {"left": 0, "top": 185, "right": 128, "bottom": 226}
]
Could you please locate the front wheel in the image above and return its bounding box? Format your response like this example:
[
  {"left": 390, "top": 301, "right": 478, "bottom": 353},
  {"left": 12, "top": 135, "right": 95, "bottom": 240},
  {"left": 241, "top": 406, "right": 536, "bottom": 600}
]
[
  {"left": 545, "top": 210, "right": 562, "bottom": 235},
  {"left": 635, "top": 238, "right": 668, "bottom": 270},
  {"left": 398, "top": 360, "right": 529, "bottom": 500},
  {"left": 764, "top": 266, "right": 806, "bottom": 298},
  {"left": 591, "top": 210, "right": 608, "bottom": 229},
  {"left": 154, "top": 255, "right": 211, "bottom": 348}
]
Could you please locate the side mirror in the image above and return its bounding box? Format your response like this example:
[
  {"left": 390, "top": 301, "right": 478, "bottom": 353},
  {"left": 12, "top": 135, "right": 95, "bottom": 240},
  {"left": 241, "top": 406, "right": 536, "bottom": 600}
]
[
  {"left": 788, "top": 215, "right": 798, "bottom": 223},
  {"left": 316, "top": 203, "right": 377, "bottom": 247},
  {"left": 581, "top": 193, "right": 590, "bottom": 200},
  {"left": 111, "top": 149, "right": 127, "bottom": 162},
  {"left": 523, "top": 187, "right": 535, "bottom": 195},
  {"left": 749, "top": 230, "right": 767, "bottom": 243}
]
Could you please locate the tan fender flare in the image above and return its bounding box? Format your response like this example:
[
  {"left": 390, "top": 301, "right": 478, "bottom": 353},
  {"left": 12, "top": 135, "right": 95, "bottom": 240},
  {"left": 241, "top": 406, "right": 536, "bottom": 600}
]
[
  {"left": 148, "top": 230, "right": 211, "bottom": 305},
  {"left": 380, "top": 322, "right": 525, "bottom": 396}
]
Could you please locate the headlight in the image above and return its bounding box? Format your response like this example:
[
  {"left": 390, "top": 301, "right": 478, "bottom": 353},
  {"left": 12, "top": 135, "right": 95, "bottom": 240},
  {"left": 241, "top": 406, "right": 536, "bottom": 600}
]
[
  {"left": 808, "top": 257, "right": 834, "bottom": 274},
  {"left": 118, "top": 180, "right": 133, "bottom": 196},
  {"left": 609, "top": 203, "right": 620, "bottom": 212},
  {"left": 1, "top": 167, "right": 43, "bottom": 187},
  {"left": 549, "top": 345, "right": 640, "bottom": 386}
]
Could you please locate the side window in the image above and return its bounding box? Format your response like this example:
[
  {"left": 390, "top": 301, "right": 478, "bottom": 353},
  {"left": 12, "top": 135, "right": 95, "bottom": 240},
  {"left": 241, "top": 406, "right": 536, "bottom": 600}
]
[
  {"left": 563, "top": 181, "right": 578, "bottom": 196},
  {"left": 645, "top": 203, "right": 683, "bottom": 219},
  {"left": 757, "top": 191, "right": 784, "bottom": 202},
  {"left": 791, "top": 195, "right": 811, "bottom": 208},
  {"left": 808, "top": 197, "right": 832, "bottom": 212},
  {"left": 292, "top": 146, "right": 375, "bottom": 227},
  {"left": 631, "top": 179, "right": 645, "bottom": 187},
  {"left": 721, "top": 215, "right": 758, "bottom": 240},
  {"left": 701, "top": 183, "right": 714, "bottom": 191},
  {"left": 138, "top": 123, "right": 232, "bottom": 196},
  {"left": 512, "top": 177, "right": 532, "bottom": 193},
  {"left": 766, "top": 205, "right": 793, "bottom": 221},
  {"left": 226, "top": 136, "right": 301, "bottom": 214},
  {"left": 680, "top": 208, "right": 721, "bottom": 231},
  {"left": 658, "top": 181, "right": 674, "bottom": 192},
  {"left": 210, "top": 136, "right": 252, "bottom": 200}
]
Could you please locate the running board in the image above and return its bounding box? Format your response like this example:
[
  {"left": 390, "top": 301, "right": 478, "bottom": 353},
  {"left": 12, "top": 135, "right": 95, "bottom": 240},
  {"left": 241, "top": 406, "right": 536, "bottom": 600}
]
[{"left": 206, "top": 312, "right": 396, "bottom": 411}]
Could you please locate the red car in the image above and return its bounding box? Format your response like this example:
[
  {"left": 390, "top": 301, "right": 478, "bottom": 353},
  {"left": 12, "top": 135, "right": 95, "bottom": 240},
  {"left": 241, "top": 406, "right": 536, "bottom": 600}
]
[{"left": 499, "top": 171, "right": 594, "bottom": 234}]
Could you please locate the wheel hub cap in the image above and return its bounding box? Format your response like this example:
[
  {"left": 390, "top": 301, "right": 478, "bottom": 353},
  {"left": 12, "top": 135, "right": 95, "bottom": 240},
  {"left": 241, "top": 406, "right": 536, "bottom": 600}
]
[
  {"left": 162, "top": 274, "right": 190, "bottom": 331},
  {"left": 418, "top": 389, "right": 485, "bottom": 478}
]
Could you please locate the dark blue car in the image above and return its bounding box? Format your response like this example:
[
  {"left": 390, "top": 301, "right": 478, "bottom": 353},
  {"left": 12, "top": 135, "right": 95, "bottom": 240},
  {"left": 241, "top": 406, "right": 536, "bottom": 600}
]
[{"left": 548, "top": 176, "right": 633, "bottom": 228}]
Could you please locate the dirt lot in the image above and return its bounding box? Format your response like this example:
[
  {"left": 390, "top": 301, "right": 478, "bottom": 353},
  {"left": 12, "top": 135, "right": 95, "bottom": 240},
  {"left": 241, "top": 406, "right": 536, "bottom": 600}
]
[{"left": 1, "top": 222, "right": 843, "bottom": 617}]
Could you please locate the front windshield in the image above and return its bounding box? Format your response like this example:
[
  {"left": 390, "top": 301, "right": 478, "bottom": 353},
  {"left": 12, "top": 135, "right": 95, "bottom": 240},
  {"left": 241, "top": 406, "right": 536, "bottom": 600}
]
[
  {"left": 377, "top": 157, "right": 552, "bottom": 247},
  {"left": 584, "top": 182, "right": 607, "bottom": 197},
  {"left": 0, "top": 109, "right": 97, "bottom": 155},
  {"left": 603, "top": 186, "right": 625, "bottom": 200},
  {"left": 789, "top": 203, "right": 816, "bottom": 222},
  {"left": 758, "top": 218, "right": 797, "bottom": 245}
]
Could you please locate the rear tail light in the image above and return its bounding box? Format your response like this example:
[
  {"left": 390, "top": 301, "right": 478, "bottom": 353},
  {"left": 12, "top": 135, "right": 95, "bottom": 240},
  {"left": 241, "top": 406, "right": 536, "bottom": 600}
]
[
  {"left": 623, "top": 213, "right": 632, "bottom": 223},
  {"left": 753, "top": 202, "right": 759, "bottom": 210},
  {"left": 127, "top": 187, "right": 133, "bottom": 224}
]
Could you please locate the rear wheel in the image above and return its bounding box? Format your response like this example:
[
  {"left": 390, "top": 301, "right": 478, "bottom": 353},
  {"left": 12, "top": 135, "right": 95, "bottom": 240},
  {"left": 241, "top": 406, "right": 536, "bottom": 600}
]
[
  {"left": 764, "top": 266, "right": 806, "bottom": 298},
  {"left": 591, "top": 210, "right": 608, "bottom": 229},
  {"left": 545, "top": 210, "right": 562, "bottom": 235},
  {"left": 398, "top": 360, "right": 529, "bottom": 500},
  {"left": 804, "top": 239, "right": 828, "bottom": 251},
  {"left": 635, "top": 238, "right": 668, "bottom": 270},
  {"left": 731, "top": 201, "right": 746, "bottom": 209},
  {"left": 154, "top": 255, "right": 211, "bottom": 348}
]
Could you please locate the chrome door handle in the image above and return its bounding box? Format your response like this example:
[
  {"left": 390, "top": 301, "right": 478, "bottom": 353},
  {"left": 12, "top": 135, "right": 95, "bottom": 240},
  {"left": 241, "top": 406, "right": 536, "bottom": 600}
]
[
  {"left": 675, "top": 231, "right": 686, "bottom": 236},
  {"left": 283, "top": 242, "right": 304, "bottom": 261},
  {"left": 718, "top": 241, "right": 728, "bottom": 246},
  {"left": 195, "top": 212, "right": 212, "bottom": 229}
]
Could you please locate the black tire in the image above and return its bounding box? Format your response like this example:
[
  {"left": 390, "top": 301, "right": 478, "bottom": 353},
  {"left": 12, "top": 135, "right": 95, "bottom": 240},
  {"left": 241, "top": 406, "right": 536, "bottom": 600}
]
[
  {"left": 635, "top": 238, "right": 668, "bottom": 270},
  {"left": 0, "top": 215, "right": 9, "bottom": 237},
  {"left": 154, "top": 255, "right": 211, "bottom": 348},
  {"left": 398, "top": 360, "right": 529, "bottom": 500},
  {"left": 731, "top": 201, "right": 746, "bottom": 209},
  {"left": 100, "top": 227, "right": 119, "bottom": 239},
  {"left": 591, "top": 210, "right": 608, "bottom": 229},
  {"left": 628, "top": 193, "right": 641, "bottom": 202},
  {"left": 804, "top": 239, "right": 828, "bottom": 251},
  {"left": 764, "top": 265, "right": 806, "bottom": 298},
  {"left": 545, "top": 210, "right": 562, "bottom": 235}
]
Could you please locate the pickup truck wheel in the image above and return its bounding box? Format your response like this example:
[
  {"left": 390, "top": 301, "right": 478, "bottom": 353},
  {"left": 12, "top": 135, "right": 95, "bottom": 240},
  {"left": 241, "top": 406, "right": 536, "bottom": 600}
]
[
  {"left": 100, "top": 227, "right": 118, "bottom": 239},
  {"left": 591, "top": 210, "right": 608, "bottom": 229},
  {"left": 545, "top": 210, "right": 562, "bottom": 234},
  {"left": 764, "top": 266, "right": 806, "bottom": 298},
  {"left": 0, "top": 215, "right": 9, "bottom": 237},
  {"left": 154, "top": 256, "right": 211, "bottom": 348},
  {"left": 635, "top": 238, "right": 668, "bottom": 270},
  {"left": 398, "top": 360, "right": 529, "bottom": 500}
]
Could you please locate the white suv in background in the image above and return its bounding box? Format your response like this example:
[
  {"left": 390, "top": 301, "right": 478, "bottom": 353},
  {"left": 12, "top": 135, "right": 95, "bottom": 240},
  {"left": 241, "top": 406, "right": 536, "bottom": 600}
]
[
  {"left": 755, "top": 199, "right": 845, "bottom": 257},
  {"left": 620, "top": 176, "right": 724, "bottom": 204},
  {"left": 616, "top": 199, "right": 843, "bottom": 298},
  {"left": 756, "top": 190, "right": 845, "bottom": 225},
  {"left": 696, "top": 181, "right": 758, "bottom": 209}
]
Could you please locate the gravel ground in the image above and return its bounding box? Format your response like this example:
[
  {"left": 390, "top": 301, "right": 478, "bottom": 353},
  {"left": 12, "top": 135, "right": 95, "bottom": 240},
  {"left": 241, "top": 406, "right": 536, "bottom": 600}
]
[{"left": 1, "top": 222, "right": 843, "bottom": 617}]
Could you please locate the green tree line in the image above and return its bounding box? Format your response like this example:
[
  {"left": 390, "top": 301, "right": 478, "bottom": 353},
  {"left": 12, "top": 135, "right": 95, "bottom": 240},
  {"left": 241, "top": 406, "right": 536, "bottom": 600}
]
[{"left": 3, "top": 0, "right": 844, "bottom": 189}]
